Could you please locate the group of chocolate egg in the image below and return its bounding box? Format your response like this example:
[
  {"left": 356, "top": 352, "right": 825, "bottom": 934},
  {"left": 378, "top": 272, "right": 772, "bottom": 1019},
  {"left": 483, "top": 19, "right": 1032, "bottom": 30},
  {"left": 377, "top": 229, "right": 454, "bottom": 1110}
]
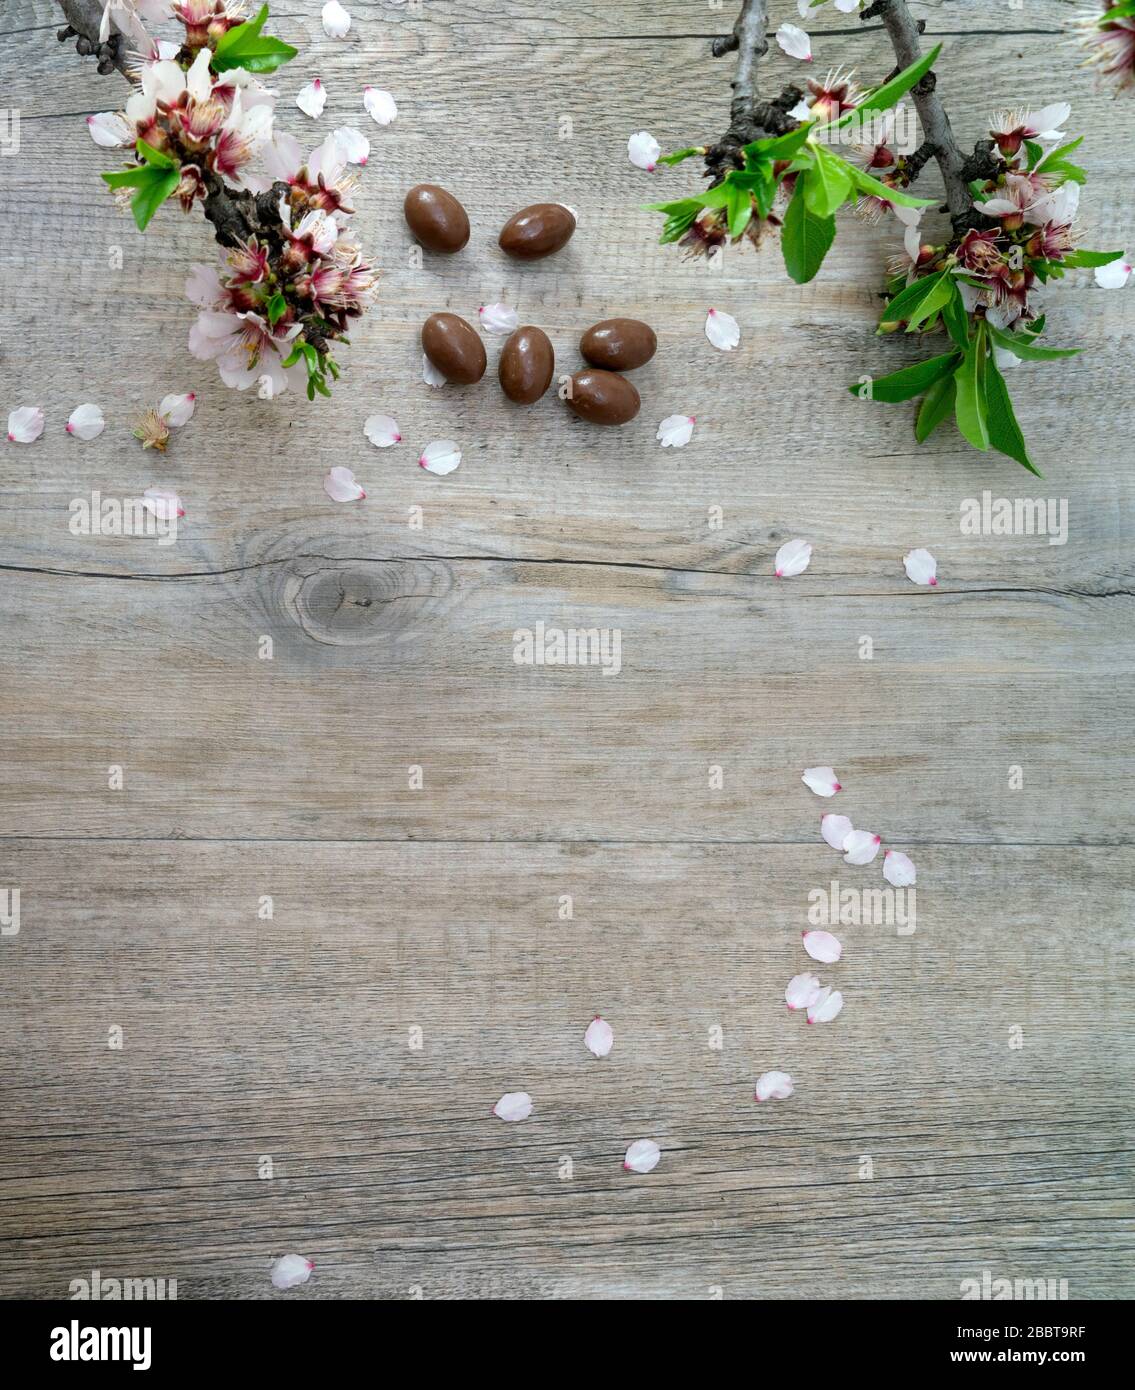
[{"left": 405, "top": 183, "right": 656, "bottom": 427}]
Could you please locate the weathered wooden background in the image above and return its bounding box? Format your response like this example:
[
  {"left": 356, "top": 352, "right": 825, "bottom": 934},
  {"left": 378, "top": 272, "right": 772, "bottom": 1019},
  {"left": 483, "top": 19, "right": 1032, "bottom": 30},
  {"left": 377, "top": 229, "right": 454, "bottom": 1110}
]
[{"left": 1, "top": 0, "right": 1132, "bottom": 1299}]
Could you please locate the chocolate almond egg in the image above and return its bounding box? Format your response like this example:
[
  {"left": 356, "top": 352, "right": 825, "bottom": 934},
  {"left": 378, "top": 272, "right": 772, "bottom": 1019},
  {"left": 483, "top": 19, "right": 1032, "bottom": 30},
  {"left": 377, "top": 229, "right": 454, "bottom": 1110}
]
[
  {"left": 498, "top": 326, "right": 555, "bottom": 404},
  {"left": 498, "top": 203, "right": 576, "bottom": 260},
  {"left": 403, "top": 184, "right": 470, "bottom": 253},
  {"left": 421, "top": 312, "right": 486, "bottom": 384},
  {"left": 565, "top": 369, "right": 640, "bottom": 426},
  {"left": 580, "top": 318, "right": 657, "bottom": 372}
]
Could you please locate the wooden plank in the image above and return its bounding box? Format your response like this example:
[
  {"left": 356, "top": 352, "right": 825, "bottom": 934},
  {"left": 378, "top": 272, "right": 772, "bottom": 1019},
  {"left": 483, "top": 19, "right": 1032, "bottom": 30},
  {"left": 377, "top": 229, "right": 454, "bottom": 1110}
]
[{"left": 0, "top": 840, "right": 1131, "bottom": 1299}]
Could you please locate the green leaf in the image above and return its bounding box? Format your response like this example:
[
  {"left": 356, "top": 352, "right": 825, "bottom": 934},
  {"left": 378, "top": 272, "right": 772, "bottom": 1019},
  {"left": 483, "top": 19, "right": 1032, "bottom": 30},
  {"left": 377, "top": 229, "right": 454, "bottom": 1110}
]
[
  {"left": 850, "top": 350, "right": 962, "bottom": 404},
  {"left": 136, "top": 138, "right": 177, "bottom": 169},
  {"left": 646, "top": 196, "right": 705, "bottom": 244},
  {"left": 842, "top": 160, "right": 935, "bottom": 210},
  {"left": 1100, "top": 0, "right": 1135, "bottom": 19},
  {"left": 657, "top": 146, "right": 704, "bottom": 167},
  {"left": 803, "top": 146, "right": 853, "bottom": 219},
  {"left": 1061, "top": 247, "right": 1124, "bottom": 269},
  {"left": 820, "top": 42, "right": 942, "bottom": 132},
  {"left": 986, "top": 323, "right": 1081, "bottom": 361},
  {"left": 941, "top": 284, "right": 970, "bottom": 348},
  {"left": 915, "top": 374, "right": 956, "bottom": 443},
  {"left": 101, "top": 163, "right": 180, "bottom": 230},
  {"left": 1036, "top": 136, "right": 1083, "bottom": 170},
  {"left": 780, "top": 181, "right": 836, "bottom": 284},
  {"left": 953, "top": 323, "right": 990, "bottom": 451},
  {"left": 212, "top": 3, "right": 298, "bottom": 74},
  {"left": 266, "top": 291, "right": 287, "bottom": 326},
  {"left": 743, "top": 125, "right": 812, "bottom": 163},
  {"left": 985, "top": 356, "right": 1042, "bottom": 475},
  {"left": 728, "top": 167, "right": 776, "bottom": 218},
  {"left": 882, "top": 269, "right": 952, "bottom": 330}
]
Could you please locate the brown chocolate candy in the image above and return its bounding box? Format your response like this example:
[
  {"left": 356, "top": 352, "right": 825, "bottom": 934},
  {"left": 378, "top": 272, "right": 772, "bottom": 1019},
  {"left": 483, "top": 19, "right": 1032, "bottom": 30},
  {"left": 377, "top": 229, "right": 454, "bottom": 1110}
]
[
  {"left": 498, "top": 326, "right": 555, "bottom": 404},
  {"left": 404, "top": 184, "right": 470, "bottom": 253},
  {"left": 498, "top": 203, "right": 576, "bottom": 260},
  {"left": 580, "top": 318, "right": 657, "bottom": 372},
  {"left": 564, "top": 369, "right": 640, "bottom": 426},
  {"left": 421, "top": 312, "right": 486, "bottom": 384}
]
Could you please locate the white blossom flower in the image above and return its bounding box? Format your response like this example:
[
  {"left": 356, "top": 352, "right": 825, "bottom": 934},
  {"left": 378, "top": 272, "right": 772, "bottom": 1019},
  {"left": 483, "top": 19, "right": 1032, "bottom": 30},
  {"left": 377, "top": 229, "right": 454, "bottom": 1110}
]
[
  {"left": 7, "top": 406, "right": 44, "bottom": 443},
  {"left": 623, "top": 1139, "right": 661, "bottom": 1174},
  {"left": 478, "top": 303, "right": 520, "bottom": 334},
  {"left": 418, "top": 440, "right": 461, "bottom": 475},
  {"left": 627, "top": 130, "right": 661, "bottom": 171},
  {"left": 363, "top": 86, "right": 398, "bottom": 126},
  {"left": 775, "top": 538, "right": 812, "bottom": 578},
  {"left": 322, "top": 1, "right": 351, "bottom": 38},
  {"left": 296, "top": 78, "right": 327, "bottom": 119},
  {"left": 270, "top": 1254, "right": 313, "bottom": 1290},
  {"left": 705, "top": 307, "right": 740, "bottom": 350},
  {"left": 66, "top": 404, "right": 105, "bottom": 440},
  {"left": 656, "top": 414, "right": 695, "bottom": 447},
  {"left": 776, "top": 24, "right": 813, "bottom": 62}
]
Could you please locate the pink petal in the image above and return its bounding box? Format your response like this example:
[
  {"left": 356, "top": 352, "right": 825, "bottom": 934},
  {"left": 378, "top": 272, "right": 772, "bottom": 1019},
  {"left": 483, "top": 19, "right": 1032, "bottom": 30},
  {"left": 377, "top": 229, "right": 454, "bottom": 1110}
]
[
  {"left": 363, "top": 86, "right": 397, "bottom": 126},
  {"left": 842, "top": 829, "right": 882, "bottom": 865},
  {"left": 321, "top": 0, "right": 351, "bottom": 38},
  {"left": 418, "top": 440, "right": 461, "bottom": 475},
  {"left": 802, "top": 765, "right": 840, "bottom": 797},
  {"left": 903, "top": 547, "right": 938, "bottom": 586},
  {"left": 141, "top": 487, "right": 184, "bottom": 521},
  {"left": 883, "top": 849, "right": 916, "bottom": 886},
  {"left": 775, "top": 23, "right": 812, "bottom": 62},
  {"left": 775, "top": 538, "right": 812, "bottom": 578},
  {"left": 821, "top": 813, "right": 854, "bottom": 850},
  {"left": 7, "top": 406, "right": 45, "bottom": 443},
  {"left": 627, "top": 130, "right": 661, "bottom": 171},
  {"left": 802, "top": 929, "right": 842, "bottom": 964},
  {"left": 705, "top": 307, "right": 740, "bottom": 351},
  {"left": 785, "top": 972, "right": 822, "bottom": 1011},
  {"left": 332, "top": 126, "right": 370, "bottom": 165},
  {"left": 66, "top": 403, "right": 105, "bottom": 440},
  {"left": 364, "top": 414, "right": 401, "bottom": 448},
  {"left": 159, "top": 392, "right": 196, "bottom": 427},
  {"left": 323, "top": 465, "right": 366, "bottom": 502},
  {"left": 478, "top": 303, "right": 519, "bottom": 335},
  {"left": 754, "top": 1070, "right": 794, "bottom": 1101},
  {"left": 584, "top": 1016, "right": 614, "bottom": 1058},
  {"left": 86, "top": 111, "right": 131, "bottom": 147},
  {"left": 296, "top": 78, "right": 326, "bottom": 119},
  {"left": 807, "top": 988, "right": 844, "bottom": 1024},
  {"left": 623, "top": 1139, "right": 661, "bottom": 1173},
  {"left": 493, "top": 1091, "right": 532, "bottom": 1122},
  {"left": 270, "top": 1254, "right": 314, "bottom": 1290},
  {"left": 422, "top": 353, "right": 447, "bottom": 388},
  {"left": 656, "top": 414, "right": 695, "bottom": 448},
  {"left": 1095, "top": 259, "right": 1132, "bottom": 290}
]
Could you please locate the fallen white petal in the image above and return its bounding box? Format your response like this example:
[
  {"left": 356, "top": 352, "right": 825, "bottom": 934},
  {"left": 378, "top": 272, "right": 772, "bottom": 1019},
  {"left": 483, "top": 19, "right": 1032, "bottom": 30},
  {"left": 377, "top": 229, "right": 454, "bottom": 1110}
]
[
  {"left": 705, "top": 307, "right": 740, "bottom": 351},
  {"left": 623, "top": 1139, "right": 661, "bottom": 1174},
  {"left": 785, "top": 972, "right": 823, "bottom": 1011},
  {"left": 656, "top": 414, "right": 695, "bottom": 448},
  {"left": 422, "top": 353, "right": 447, "bottom": 388},
  {"left": 584, "top": 1016, "right": 614, "bottom": 1058},
  {"left": 321, "top": 0, "right": 351, "bottom": 38},
  {"left": 821, "top": 813, "right": 854, "bottom": 850},
  {"left": 493, "top": 1091, "right": 532, "bottom": 1122},
  {"left": 296, "top": 78, "right": 326, "bottom": 119},
  {"left": 775, "top": 537, "right": 812, "bottom": 578},
  {"left": 419, "top": 440, "right": 461, "bottom": 475},
  {"left": 842, "top": 829, "right": 882, "bottom": 865},
  {"left": 802, "top": 929, "right": 842, "bottom": 964},
  {"left": 627, "top": 130, "right": 662, "bottom": 171},
  {"left": 271, "top": 1254, "right": 314, "bottom": 1290},
  {"left": 834, "top": 0, "right": 861, "bottom": 11},
  {"left": 364, "top": 414, "right": 401, "bottom": 448},
  {"left": 141, "top": 487, "right": 184, "bottom": 521},
  {"left": 754, "top": 1070, "right": 795, "bottom": 1101},
  {"left": 903, "top": 547, "right": 938, "bottom": 586},
  {"left": 86, "top": 111, "right": 131, "bottom": 147},
  {"left": 323, "top": 465, "right": 366, "bottom": 502},
  {"left": 478, "top": 303, "right": 520, "bottom": 335},
  {"left": 1095, "top": 258, "right": 1132, "bottom": 290},
  {"left": 993, "top": 344, "right": 1021, "bottom": 371},
  {"left": 363, "top": 86, "right": 397, "bottom": 126},
  {"left": 807, "top": 987, "right": 844, "bottom": 1024},
  {"left": 332, "top": 126, "right": 370, "bottom": 165},
  {"left": 66, "top": 403, "right": 105, "bottom": 440},
  {"left": 7, "top": 406, "right": 45, "bottom": 443},
  {"left": 802, "top": 765, "right": 841, "bottom": 797},
  {"left": 159, "top": 392, "right": 196, "bottom": 427},
  {"left": 883, "top": 849, "right": 917, "bottom": 886},
  {"left": 776, "top": 23, "right": 812, "bottom": 62}
]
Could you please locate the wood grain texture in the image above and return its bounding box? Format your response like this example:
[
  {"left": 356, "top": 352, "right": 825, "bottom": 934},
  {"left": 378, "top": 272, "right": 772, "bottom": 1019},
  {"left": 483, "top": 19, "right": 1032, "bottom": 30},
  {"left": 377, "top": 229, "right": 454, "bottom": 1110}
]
[{"left": 0, "top": 0, "right": 1133, "bottom": 1300}]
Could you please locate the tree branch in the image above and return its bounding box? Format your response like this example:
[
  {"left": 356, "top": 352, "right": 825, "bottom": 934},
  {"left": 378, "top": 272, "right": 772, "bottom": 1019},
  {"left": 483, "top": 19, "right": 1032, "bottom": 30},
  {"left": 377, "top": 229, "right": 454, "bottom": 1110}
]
[
  {"left": 706, "top": 0, "right": 802, "bottom": 185},
  {"left": 861, "top": 0, "right": 982, "bottom": 232},
  {"left": 57, "top": 0, "right": 133, "bottom": 76}
]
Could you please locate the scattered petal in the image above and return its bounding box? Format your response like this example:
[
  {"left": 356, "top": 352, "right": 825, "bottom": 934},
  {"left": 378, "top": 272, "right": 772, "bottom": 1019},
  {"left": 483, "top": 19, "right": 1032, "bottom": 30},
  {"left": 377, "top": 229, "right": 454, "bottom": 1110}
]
[
  {"left": 296, "top": 78, "right": 326, "bottom": 119},
  {"left": 363, "top": 86, "right": 398, "bottom": 126},
  {"left": 323, "top": 465, "right": 366, "bottom": 502},
  {"left": 623, "top": 1139, "right": 661, "bottom": 1174},
  {"left": 271, "top": 1254, "right": 314, "bottom": 1290},
  {"left": 993, "top": 344, "right": 1021, "bottom": 371},
  {"left": 775, "top": 538, "right": 812, "bottom": 578},
  {"left": 493, "top": 1091, "right": 532, "bottom": 1122},
  {"left": 705, "top": 307, "right": 740, "bottom": 351},
  {"left": 883, "top": 849, "right": 917, "bottom": 887},
  {"left": 1095, "top": 258, "right": 1132, "bottom": 290},
  {"left": 584, "top": 1016, "right": 614, "bottom": 1058},
  {"left": 627, "top": 130, "right": 662, "bottom": 171},
  {"left": 86, "top": 111, "right": 131, "bottom": 147},
  {"left": 478, "top": 303, "right": 520, "bottom": 335},
  {"left": 656, "top": 414, "right": 695, "bottom": 448},
  {"left": 159, "top": 392, "right": 196, "bottom": 427},
  {"left": 785, "top": 972, "right": 823, "bottom": 1011},
  {"left": 422, "top": 353, "right": 447, "bottom": 388},
  {"left": 807, "top": 987, "right": 844, "bottom": 1024},
  {"left": 802, "top": 765, "right": 841, "bottom": 797},
  {"left": 776, "top": 23, "right": 813, "bottom": 62},
  {"left": 321, "top": 0, "right": 351, "bottom": 37},
  {"left": 803, "top": 929, "right": 842, "bottom": 964},
  {"left": 842, "top": 829, "right": 882, "bottom": 866},
  {"left": 834, "top": 0, "right": 861, "bottom": 11},
  {"left": 332, "top": 126, "right": 370, "bottom": 165},
  {"left": 7, "top": 406, "right": 45, "bottom": 443},
  {"left": 418, "top": 440, "right": 461, "bottom": 475},
  {"left": 821, "top": 812, "right": 854, "bottom": 850},
  {"left": 903, "top": 547, "right": 938, "bottom": 586},
  {"left": 364, "top": 414, "right": 401, "bottom": 448},
  {"left": 754, "top": 1070, "right": 795, "bottom": 1101},
  {"left": 141, "top": 487, "right": 184, "bottom": 521},
  {"left": 66, "top": 403, "right": 105, "bottom": 440}
]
